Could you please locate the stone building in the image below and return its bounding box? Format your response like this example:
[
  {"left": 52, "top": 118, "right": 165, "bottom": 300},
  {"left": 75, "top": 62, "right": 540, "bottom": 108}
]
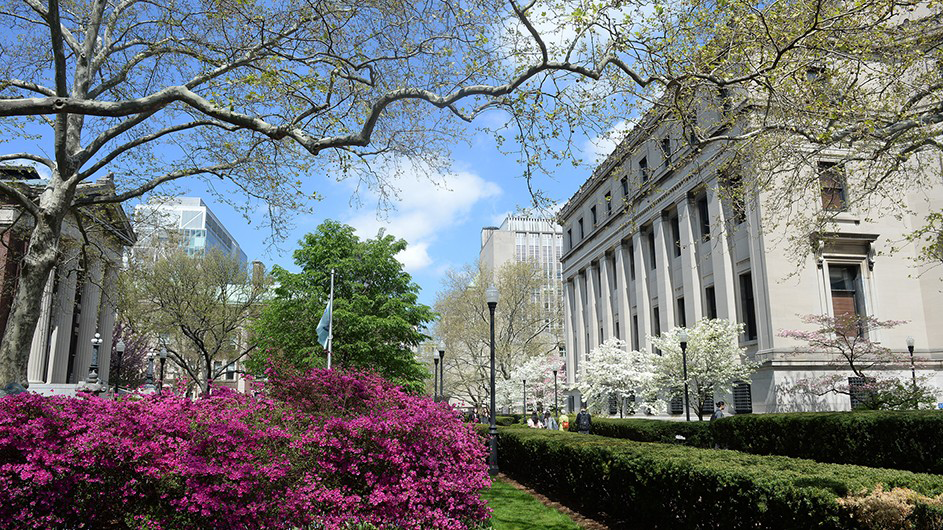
[
  {"left": 0, "top": 166, "right": 135, "bottom": 394},
  {"left": 558, "top": 99, "right": 943, "bottom": 413}
]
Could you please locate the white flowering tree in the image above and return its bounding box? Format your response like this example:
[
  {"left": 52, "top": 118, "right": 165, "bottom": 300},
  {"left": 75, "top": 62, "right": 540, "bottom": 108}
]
[
  {"left": 573, "top": 339, "right": 661, "bottom": 417},
  {"left": 496, "top": 353, "right": 566, "bottom": 414},
  {"left": 650, "top": 319, "right": 758, "bottom": 421}
]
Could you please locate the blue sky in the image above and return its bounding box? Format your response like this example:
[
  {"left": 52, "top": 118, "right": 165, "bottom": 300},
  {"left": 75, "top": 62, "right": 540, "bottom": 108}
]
[{"left": 188, "top": 121, "right": 620, "bottom": 307}]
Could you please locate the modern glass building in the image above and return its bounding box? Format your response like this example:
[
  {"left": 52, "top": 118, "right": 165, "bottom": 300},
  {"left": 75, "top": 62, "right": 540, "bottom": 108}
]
[{"left": 133, "top": 197, "right": 247, "bottom": 263}]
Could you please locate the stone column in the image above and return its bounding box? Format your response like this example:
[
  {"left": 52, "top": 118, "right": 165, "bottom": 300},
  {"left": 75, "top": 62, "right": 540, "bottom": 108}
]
[
  {"left": 598, "top": 254, "right": 614, "bottom": 341},
  {"left": 745, "top": 198, "right": 772, "bottom": 349},
  {"left": 573, "top": 272, "right": 586, "bottom": 375},
  {"left": 614, "top": 243, "right": 631, "bottom": 345},
  {"left": 653, "top": 214, "right": 675, "bottom": 332},
  {"left": 26, "top": 269, "right": 55, "bottom": 384},
  {"left": 707, "top": 182, "right": 738, "bottom": 320},
  {"left": 678, "top": 197, "right": 702, "bottom": 326},
  {"left": 96, "top": 264, "right": 119, "bottom": 384},
  {"left": 563, "top": 280, "right": 577, "bottom": 385},
  {"left": 585, "top": 263, "right": 599, "bottom": 352},
  {"left": 632, "top": 232, "right": 651, "bottom": 352},
  {"left": 46, "top": 246, "right": 80, "bottom": 384},
  {"left": 72, "top": 257, "right": 103, "bottom": 383}
]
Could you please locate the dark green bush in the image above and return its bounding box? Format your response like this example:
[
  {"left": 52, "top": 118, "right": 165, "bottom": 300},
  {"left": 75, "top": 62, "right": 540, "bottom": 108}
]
[
  {"left": 711, "top": 411, "right": 943, "bottom": 473},
  {"left": 495, "top": 427, "right": 943, "bottom": 529},
  {"left": 565, "top": 417, "right": 712, "bottom": 447},
  {"left": 494, "top": 414, "right": 524, "bottom": 426}
]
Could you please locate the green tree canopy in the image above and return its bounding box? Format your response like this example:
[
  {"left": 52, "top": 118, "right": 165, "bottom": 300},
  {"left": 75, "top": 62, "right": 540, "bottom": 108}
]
[{"left": 249, "top": 221, "right": 434, "bottom": 391}]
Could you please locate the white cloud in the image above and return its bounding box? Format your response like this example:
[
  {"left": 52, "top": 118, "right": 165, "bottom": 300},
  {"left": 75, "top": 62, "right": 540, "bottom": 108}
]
[
  {"left": 581, "top": 119, "right": 634, "bottom": 164},
  {"left": 346, "top": 159, "right": 502, "bottom": 274}
]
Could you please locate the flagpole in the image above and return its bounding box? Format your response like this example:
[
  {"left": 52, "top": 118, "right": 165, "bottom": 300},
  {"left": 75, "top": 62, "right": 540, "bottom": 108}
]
[{"left": 327, "top": 268, "right": 334, "bottom": 369}]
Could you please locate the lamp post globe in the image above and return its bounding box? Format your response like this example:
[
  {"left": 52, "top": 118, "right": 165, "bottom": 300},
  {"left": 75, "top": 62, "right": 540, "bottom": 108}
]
[
  {"left": 114, "top": 340, "right": 126, "bottom": 395},
  {"left": 438, "top": 339, "right": 446, "bottom": 403},
  {"left": 485, "top": 285, "right": 499, "bottom": 476},
  {"left": 433, "top": 350, "right": 440, "bottom": 400},
  {"left": 679, "top": 329, "right": 690, "bottom": 422}
]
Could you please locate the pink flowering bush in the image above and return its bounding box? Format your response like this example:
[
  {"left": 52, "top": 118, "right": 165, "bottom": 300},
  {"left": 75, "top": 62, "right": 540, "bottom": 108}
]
[{"left": 0, "top": 368, "right": 490, "bottom": 529}]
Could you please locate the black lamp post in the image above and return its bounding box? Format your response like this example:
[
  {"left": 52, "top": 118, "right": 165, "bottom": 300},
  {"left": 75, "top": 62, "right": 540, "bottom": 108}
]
[
  {"left": 145, "top": 352, "right": 155, "bottom": 387},
  {"left": 158, "top": 347, "right": 168, "bottom": 395},
  {"left": 114, "top": 340, "right": 126, "bottom": 395},
  {"left": 679, "top": 329, "right": 691, "bottom": 422},
  {"left": 553, "top": 369, "right": 558, "bottom": 416},
  {"left": 438, "top": 339, "right": 446, "bottom": 402},
  {"left": 78, "top": 333, "right": 106, "bottom": 394},
  {"left": 522, "top": 379, "right": 527, "bottom": 415},
  {"left": 907, "top": 336, "right": 917, "bottom": 409},
  {"left": 486, "top": 285, "right": 499, "bottom": 476},
  {"left": 433, "top": 350, "right": 440, "bottom": 400}
]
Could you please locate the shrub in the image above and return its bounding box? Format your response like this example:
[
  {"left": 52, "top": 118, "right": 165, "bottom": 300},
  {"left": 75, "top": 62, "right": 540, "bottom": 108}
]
[
  {"left": 0, "top": 369, "right": 490, "bottom": 529},
  {"left": 496, "top": 427, "right": 943, "bottom": 529},
  {"left": 495, "top": 414, "right": 524, "bottom": 426},
  {"left": 711, "top": 411, "right": 943, "bottom": 473},
  {"left": 565, "top": 417, "right": 712, "bottom": 447}
]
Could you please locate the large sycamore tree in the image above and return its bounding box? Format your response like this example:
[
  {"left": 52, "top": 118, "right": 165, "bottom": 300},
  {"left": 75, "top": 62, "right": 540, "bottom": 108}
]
[{"left": 1, "top": 0, "right": 941, "bottom": 387}]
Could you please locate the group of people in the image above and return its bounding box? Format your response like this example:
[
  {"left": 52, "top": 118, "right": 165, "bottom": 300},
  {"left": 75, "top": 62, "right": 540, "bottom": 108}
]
[{"left": 526, "top": 406, "right": 593, "bottom": 434}]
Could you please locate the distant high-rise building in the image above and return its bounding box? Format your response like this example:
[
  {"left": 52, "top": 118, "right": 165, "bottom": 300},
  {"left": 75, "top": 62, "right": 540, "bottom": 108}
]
[
  {"left": 133, "top": 197, "right": 247, "bottom": 263},
  {"left": 480, "top": 216, "right": 564, "bottom": 336}
]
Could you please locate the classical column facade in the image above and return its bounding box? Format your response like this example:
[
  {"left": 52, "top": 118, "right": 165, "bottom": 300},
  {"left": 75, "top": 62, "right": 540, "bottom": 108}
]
[
  {"left": 585, "top": 263, "right": 599, "bottom": 352},
  {"left": 653, "top": 214, "right": 675, "bottom": 332},
  {"left": 707, "top": 183, "right": 737, "bottom": 320},
  {"left": 614, "top": 243, "right": 631, "bottom": 345},
  {"left": 632, "top": 232, "right": 651, "bottom": 352},
  {"left": 678, "top": 197, "right": 702, "bottom": 326},
  {"left": 745, "top": 199, "right": 772, "bottom": 349},
  {"left": 97, "top": 264, "right": 119, "bottom": 384},
  {"left": 72, "top": 257, "right": 104, "bottom": 383},
  {"left": 573, "top": 271, "right": 586, "bottom": 376},
  {"left": 598, "top": 253, "right": 614, "bottom": 341},
  {"left": 26, "top": 269, "right": 55, "bottom": 384},
  {"left": 46, "top": 246, "right": 80, "bottom": 384},
  {"left": 563, "top": 280, "right": 577, "bottom": 385}
]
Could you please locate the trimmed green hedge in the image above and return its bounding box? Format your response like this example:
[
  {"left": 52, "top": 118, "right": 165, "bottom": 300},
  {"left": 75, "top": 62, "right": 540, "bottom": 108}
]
[
  {"left": 711, "top": 411, "right": 943, "bottom": 473},
  {"left": 495, "top": 427, "right": 943, "bottom": 529},
  {"left": 565, "top": 417, "right": 713, "bottom": 447},
  {"left": 494, "top": 414, "right": 524, "bottom": 426}
]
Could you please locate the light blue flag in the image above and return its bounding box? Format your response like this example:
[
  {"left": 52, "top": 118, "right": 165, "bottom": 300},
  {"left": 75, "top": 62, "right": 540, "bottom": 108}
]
[{"left": 316, "top": 300, "right": 332, "bottom": 348}]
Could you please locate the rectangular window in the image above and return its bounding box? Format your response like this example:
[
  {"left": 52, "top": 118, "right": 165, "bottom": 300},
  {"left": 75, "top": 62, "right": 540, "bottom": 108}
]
[
  {"left": 605, "top": 191, "right": 612, "bottom": 216},
  {"left": 719, "top": 87, "right": 732, "bottom": 115},
  {"left": 830, "top": 264, "right": 864, "bottom": 322},
  {"left": 670, "top": 215, "right": 681, "bottom": 257},
  {"left": 640, "top": 156, "right": 649, "bottom": 182},
  {"left": 628, "top": 244, "right": 636, "bottom": 280},
  {"left": 632, "top": 315, "right": 639, "bottom": 350},
  {"left": 615, "top": 321, "right": 620, "bottom": 340},
  {"left": 578, "top": 218, "right": 584, "bottom": 239},
  {"left": 652, "top": 307, "right": 661, "bottom": 351},
  {"left": 567, "top": 229, "right": 572, "bottom": 250},
  {"left": 697, "top": 197, "right": 711, "bottom": 240},
  {"left": 661, "top": 138, "right": 672, "bottom": 164},
  {"left": 621, "top": 177, "right": 629, "bottom": 198},
  {"left": 677, "top": 297, "right": 687, "bottom": 328},
  {"left": 705, "top": 286, "right": 717, "bottom": 319},
  {"left": 648, "top": 231, "right": 657, "bottom": 269},
  {"left": 740, "top": 273, "right": 757, "bottom": 341},
  {"left": 819, "top": 162, "right": 847, "bottom": 211},
  {"left": 590, "top": 206, "right": 597, "bottom": 227},
  {"left": 724, "top": 173, "right": 747, "bottom": 224}
]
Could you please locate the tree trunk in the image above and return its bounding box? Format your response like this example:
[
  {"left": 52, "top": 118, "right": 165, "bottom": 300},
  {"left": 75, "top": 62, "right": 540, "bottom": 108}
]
[{"left": 0, "top": 214, "right": 65, "bottom": 386}]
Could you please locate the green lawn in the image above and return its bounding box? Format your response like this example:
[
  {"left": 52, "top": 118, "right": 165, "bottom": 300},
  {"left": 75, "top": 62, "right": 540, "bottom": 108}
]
[{"left": 482, "top": 477, "right": 582, "bottom": 530}]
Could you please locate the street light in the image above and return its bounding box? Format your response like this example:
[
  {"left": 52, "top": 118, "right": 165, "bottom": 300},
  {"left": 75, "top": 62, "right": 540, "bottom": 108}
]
[
  {"left": 438, "top": 339, "right": 447, "bottom": 403},
  {"left": 553, "top": 369, "right": 558, "bottom": 416},
  {"left": 522, "top": 379, "right": 527, "bottom": 415},
  {"left": 433, "top": 350, "right": 440, "bottom": 400},
  {"left": 485, "top": 284, "right": 499, "bottom": 476},
  {"left": 679, "top": 329, "right": 691, "bottom": 422},
  {"left": 145, "top": 352, "right": 155, "bottom": 387},
  {"left": 114, "top": 340, "right": 126, "bottom": 395},
  {"left": 158, "top": 347, "right": 168, "bottom": 395},
  {"left": 907, "top": 336, "right": 917, "bottom": 409}
]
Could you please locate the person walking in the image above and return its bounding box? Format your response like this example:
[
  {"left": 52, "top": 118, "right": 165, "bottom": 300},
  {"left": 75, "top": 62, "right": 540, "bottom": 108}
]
[
  {"left": 710, "top": 401, "right": 728, "bottom": 422},
  {"left": 528, "top": 411, "right": 543, "bottom": 428},
  {"left": 558, "top": 411, "right": 569, "bottom": 431},
  {"left": 543, "top": 411, "right": 558, "bottom": 431},
  {"left": 575, "top": 406, "right": 592, "bottom": 434}
]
